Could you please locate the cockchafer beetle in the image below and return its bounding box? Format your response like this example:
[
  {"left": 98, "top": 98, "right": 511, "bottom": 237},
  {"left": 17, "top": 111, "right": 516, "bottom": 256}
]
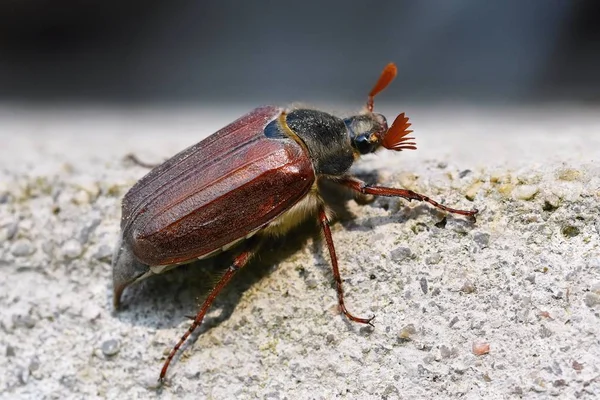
[{"left": 112, "top": 63, "right": 478, "bottom": 381}]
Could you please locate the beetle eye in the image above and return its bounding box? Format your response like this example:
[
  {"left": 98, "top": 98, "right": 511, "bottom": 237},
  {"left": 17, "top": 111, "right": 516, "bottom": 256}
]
[{"left": 353, "top": 135, "right": 376, "bottom": 154}]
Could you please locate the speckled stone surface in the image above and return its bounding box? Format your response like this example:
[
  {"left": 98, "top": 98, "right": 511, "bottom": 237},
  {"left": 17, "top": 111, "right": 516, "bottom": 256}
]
[{"left": 1, "top": 106, "right": 599, "bottom": 399}]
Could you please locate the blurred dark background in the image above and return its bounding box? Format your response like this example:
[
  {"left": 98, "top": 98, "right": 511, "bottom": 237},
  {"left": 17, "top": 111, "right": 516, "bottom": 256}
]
[{"left": 0, "top": 0, "right": 599, "bottom": 105}]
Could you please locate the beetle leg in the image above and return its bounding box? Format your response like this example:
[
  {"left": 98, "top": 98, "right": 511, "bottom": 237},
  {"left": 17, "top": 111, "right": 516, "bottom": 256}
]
[
  {"left": 159, "top": 244, "right": 258, "bottom": 382},
  {"left": 335, "top": 176, "right": 478, "bottom": 217},
  {"left": 124, "top": 153, "right": 161, "bottom": 168},
  {"left": 318, "top": 206, "right": 375, "bottom": 327}
]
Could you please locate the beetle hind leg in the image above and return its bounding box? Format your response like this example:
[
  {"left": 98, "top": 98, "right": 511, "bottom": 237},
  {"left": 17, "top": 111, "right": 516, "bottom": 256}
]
[
  {"left": 159, "top": 241, "right": 259, "bottom": 382},
  {"left": 124, "top": 153, "right": 162, "bottom": 169},
  {"left": 318, "top": 206, "right": 375, "bottom": 327}
]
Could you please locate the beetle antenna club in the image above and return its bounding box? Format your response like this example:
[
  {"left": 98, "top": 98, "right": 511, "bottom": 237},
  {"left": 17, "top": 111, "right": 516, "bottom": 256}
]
[
  {"left": 367, "top": 62, "right": 397, "bottom": 112},
  {"left": 382, "top": 113, "right": 416, "bottom": 151},
  {"left": 112, "top": 62, "right": 477, "bottom": 382}
]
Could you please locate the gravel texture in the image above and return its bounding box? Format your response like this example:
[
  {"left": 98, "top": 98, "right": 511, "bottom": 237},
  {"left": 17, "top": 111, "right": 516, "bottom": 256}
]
[{"left": 1, "top": 105, "right": 599, "bottom": 399}]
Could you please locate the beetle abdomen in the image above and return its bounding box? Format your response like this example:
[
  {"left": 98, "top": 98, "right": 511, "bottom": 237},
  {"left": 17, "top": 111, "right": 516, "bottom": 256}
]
[{"left": 121, "top": 106, "right": 316, "bottom": 266}]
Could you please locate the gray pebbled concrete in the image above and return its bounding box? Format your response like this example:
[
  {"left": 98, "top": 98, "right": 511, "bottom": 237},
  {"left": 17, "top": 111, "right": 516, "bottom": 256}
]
[{"left": 0, "top": 105, "right": 599, "bottom": 399}]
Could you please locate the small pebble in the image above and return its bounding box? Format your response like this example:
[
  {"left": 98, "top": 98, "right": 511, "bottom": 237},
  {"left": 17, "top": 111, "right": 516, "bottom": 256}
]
[
  {"left": 390, "top": 247, "right": 412, "bottom": 261},
  {"left": 4, "top": 222, "right": 18, "bottom": 240},
  {"left": 472, "top": 232, "right": 490, "bottom": 247},
  {"left": 29, "top": 356, "right": 40, "bottom": 372},
  {"left": 459, "top": 169, "right": 472, "bottom": 179},
  {"left": 93, "top": 244, "right": 113, "bottom": 261},
  {"left": 448, "top": 316, "right": 459, "bottom": 328},
  {"left": 513, "top": 185, "right": 538, "bottom": 200},
  {"left": 24, "top": 316, "right": 36, "bottom": 329},
  {"left": 82, "top": 305, "right": 102, "bottom": 321},
  {"left": 572, "top": 360, "right": 584, "bottom": 372},
  {"left": 62, "top": 239, "right": 83, "bottom": 259},
  {"left": 511, "top": 386, "right": 524, "bottom": 396},
  {"left": 447, "top": 218, "right": 470, "bottom": 234},
  {"left": 472, "top": 341, "right": 490, "bottom": 355},
  {"left": 498, "top": 183, "right": 514, "bottom": 197},
  {"left": 417, "top": 364, "right": 432, "bottom": 376},
  {"left": 101, "top": 339, "right": 121, "bottom": 357},
  {"left": 18, "top": 367, "right": 29, "bottom": 385},
  {"left": 73, "top": 190, "right": 92, "bottom": 205},
  {"left": 584, "top": 293, "right": 600, "bottom": 307},
  {"left": 489, "top": 171, "right": 506, "bottom": 183},
  {"left": 425, "top": 253, "right": 441, "bottom": 265},
  {"left": 556, "top": 168, "right": 581, "bottom": 181},
  {"left": 398, "top": 324, "right": 416, "bottom": 341},
  {"left": 143, "top": 373, "right": 164, "bottom": 390},
  {"left": 539, "top": 325, "right": 553, "bottom": 338},
  {"left": 531, "top": 377, "right": 547, "bottom": 392},
  {"left": 465, "top": 181, "right": 483, "bottom": 201},
  {"left": 382, "top": 384, "right": 399, "bottom": 399},
  {"left": 538, "top": 311, "right": 552, "bottom": 319},
  {"left": 359, "top": 325, "right": 374, "bottom": 335},
  {"left": 399, "top": 172, "right": 418, "bottom": 190},
  {"left": 305, "top": 278, "right": 318, "bottom": 289},
  {"left": 11, "top": 239, "right": 35, "bottom": 257},
  {"left": 419, "top": 277, "right": 428, "bottom": 294},
  {"left": 461, "top": 280, "right": 476, "bottom": 294},
  {"left": 59, "top": 375, "right": 77, "bottom": 389},
  {"left": 41, "top": 241, "right": 54, "bottom": 255},
  {"left": 184, "top": 369, "right": 201, "bottom": 380},
  {"left": 78, "top": 217, "right": 102, "bottom": 244},
  {"left": 541, "top": 193, "right": 560, "bottom": 211},
  {"left": 6, "top": 345, "right": 16, "bottom": 357},
  {"left": 78, "top": 181, "right": 101, "bottom": 199},
  {"left": 440, "top": 345, "right": 452, "bottom": 358},
  {"left": 14, "top": 315, "right": 37, "bottom": 329}
]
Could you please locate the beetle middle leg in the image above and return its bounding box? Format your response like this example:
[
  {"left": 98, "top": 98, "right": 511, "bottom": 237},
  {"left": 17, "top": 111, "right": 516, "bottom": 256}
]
[
  {"left": 159, "top": 241, "right": 260, "bottom": 382},
  {"left": 335, "top": 176, "right": 478, "bottom": 217},
  {"left": 318, "top": 206, "right": 375, "bottom": 326}
]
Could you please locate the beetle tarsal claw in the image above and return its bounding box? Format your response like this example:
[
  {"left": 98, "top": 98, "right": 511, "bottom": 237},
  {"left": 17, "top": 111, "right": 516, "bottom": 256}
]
[{"left": 367, "top": 316, "right": 376, "bottom": 328}]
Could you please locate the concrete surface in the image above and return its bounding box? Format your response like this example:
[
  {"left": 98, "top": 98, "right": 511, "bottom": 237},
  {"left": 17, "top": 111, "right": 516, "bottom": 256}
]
[{"left": 0, "top": 105, "right": 599, "bottom": 399}]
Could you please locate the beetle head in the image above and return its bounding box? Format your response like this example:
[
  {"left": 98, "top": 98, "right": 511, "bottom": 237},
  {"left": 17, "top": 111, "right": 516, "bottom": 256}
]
[{"left": 348, "top": 63, "right": 416, "bottom": 155}]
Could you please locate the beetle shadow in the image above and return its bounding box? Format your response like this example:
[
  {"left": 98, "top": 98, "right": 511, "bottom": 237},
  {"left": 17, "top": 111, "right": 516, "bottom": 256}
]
[
  {"left": 112, "top": 172, "right": 382, "bottom": 330},
  {"left": 113, "top": 219, "right": 321, "bottom": 335}
]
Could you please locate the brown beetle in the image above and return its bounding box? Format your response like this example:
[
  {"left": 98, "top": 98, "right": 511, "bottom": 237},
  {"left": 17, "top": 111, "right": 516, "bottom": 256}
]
[{"left": 112, "top": 63, "right": 478, "bottom": 381}]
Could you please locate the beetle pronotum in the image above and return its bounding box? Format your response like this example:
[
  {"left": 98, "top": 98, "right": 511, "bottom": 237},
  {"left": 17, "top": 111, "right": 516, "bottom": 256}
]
[{"left": 112, "top": 63, "right": 478, "bottom": 381}]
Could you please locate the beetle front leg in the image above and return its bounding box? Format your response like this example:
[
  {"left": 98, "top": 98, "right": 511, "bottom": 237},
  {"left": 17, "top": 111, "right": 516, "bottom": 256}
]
[
  {"left": 336, "top": 176, "right": 478, "bottom": 217},
  {"left": 159, "top": 242, "right": 259, "bottom": 382},
  {"left": 318, "top": 206, "right": 375, "bottom": 327}
]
